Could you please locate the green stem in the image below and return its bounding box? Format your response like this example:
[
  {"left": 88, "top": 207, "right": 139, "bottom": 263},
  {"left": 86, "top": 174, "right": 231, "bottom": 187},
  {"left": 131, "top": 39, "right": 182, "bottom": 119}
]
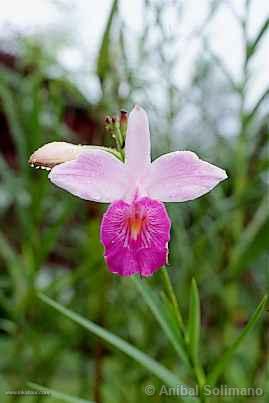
[{"left": 114, "top": 123, "right": 125, "bottom": 161}]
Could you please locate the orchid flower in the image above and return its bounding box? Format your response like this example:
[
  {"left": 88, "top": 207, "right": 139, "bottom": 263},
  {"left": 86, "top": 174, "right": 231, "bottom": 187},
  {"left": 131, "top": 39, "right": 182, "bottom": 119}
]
[{"left": 29, "top": 106, "right": 227, "bottom": 277}]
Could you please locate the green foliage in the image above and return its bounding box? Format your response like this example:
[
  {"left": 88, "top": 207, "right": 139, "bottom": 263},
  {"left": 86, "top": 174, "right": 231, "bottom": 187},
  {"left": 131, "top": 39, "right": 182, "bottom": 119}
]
[
  {"left": 187, "top": 279, "right": 201, "bottom": 366},
  {"left": 38, "top": 293, "right": 187, "bottom": 394},
  {"left": 28, "top": 383, "right": 93, "bottom": 403},
  {"left": 208, "top": 295, "right": 268, "bottom": 386},
  {"left": 97, "top": 0, "right": 119, "bottom": 85},
  {"left": 132, "top": 275, "right": 189, "bottom": 365},
  {"left": 0, "top": 1, "right": 269, "bottom": 402}
]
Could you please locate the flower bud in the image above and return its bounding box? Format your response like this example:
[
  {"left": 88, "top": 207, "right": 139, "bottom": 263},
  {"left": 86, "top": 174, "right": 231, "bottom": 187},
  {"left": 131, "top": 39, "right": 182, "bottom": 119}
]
[
  {"left": 120, "top": 109, "right": 128, "bottom": 124},
  {"left": 104, "top": 116, "right": 112, "bottom": 125},
  {"left": 120, "top": 109, "right": 128, "bottom": 139},
  {"left": 28, "top": 142, "right": 84, "bottom": 169},
  {"left": 111, "top": 116, "right": 117, "bottom": 125}
]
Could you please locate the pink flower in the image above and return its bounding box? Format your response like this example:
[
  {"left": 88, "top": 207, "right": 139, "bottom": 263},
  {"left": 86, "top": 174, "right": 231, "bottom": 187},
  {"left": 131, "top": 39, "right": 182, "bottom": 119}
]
[{"left": 29, "top": 106, "right": 227, "bottom": 277}]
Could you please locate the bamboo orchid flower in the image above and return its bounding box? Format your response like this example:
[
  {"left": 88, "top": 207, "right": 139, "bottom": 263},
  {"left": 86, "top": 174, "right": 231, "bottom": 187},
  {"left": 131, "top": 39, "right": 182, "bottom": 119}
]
[{"left": 29, "top": 106, "right": 227, "bottom": 277}]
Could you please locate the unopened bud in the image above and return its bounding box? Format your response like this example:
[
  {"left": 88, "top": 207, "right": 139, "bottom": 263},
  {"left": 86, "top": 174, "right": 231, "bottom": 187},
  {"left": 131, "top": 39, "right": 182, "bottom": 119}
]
[
  {"left": 120, "top": 109, "right": 128, "bottom": 138},
  {"left": 104, "top": 116, "right": 112, "bottom": 125},
  {"left": 120, "top": 109, "right": 128, "bottom": 124},
  {"left": 29, "top": 142, "right": 89, "bottom": 169},
  {"left": 111, "top": 116, "right": 117, "bottom": 125}
]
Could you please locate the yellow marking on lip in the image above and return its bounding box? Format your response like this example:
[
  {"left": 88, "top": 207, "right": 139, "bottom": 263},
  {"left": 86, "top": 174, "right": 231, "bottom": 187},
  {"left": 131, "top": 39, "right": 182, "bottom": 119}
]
[
  {"left": 130, "top": 218, "right": 143, "bottom": 240},
  {"left": 128, "top": 211, "right": 148, "bottom": 241}
]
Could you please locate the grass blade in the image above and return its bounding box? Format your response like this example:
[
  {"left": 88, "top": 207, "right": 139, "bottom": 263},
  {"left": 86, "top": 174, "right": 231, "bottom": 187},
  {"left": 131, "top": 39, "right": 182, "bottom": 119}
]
[
  {"left": 96, "top": 0, "right": 118, "bottom": 84},
  {"left": 208, "top": 295, "right": 268, "bottom": 386},
  {"left": 0, "top": 80, "right": 28, "bottom": 172},
  {"left": 132, "top": 276, "right": 189, "bottom": 365},
  {"left": 247, "top": 17, "right": 269, "bottom": 59},
  {"left": 187, "top": 279, "right": 200, "bottom": 365},
  {"left": 228, "top": 193, "right": 269, "bottom": 276},
  {"left": 186, "top": 279, "right": 206, "bottom": 387},
  {"left": 38, "top": 292, "right": 197, "bottom": 401},
  {"left": 28, "top": 382, "right": 93, "bottom": 403}
]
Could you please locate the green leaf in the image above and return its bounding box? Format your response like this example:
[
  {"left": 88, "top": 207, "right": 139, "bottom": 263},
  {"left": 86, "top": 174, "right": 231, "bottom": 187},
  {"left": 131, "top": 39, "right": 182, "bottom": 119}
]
[
  {"left": 27, "top": 382, "right": 93, "bottom": 403},
  {"left": 160, "top": 269, "right": 185, "bottom": 331},
  {"left": 247, "top": 17, "right": 269, "bottom": 60},
  {"left": 0, "top": 153, "right": 14, "bottom": 182},
  {"left": 187, "top": 279, "right": 200, "bottom": 364},
  {"left": 231, "top": 219, "right": 269, "bottom": 274},
  {"left": 245, "top": 86, "right": 269, "bottom": 125},
  {"left": 186, "top": 279, "right": 206, "bottom": 387},
  {"left": 96, "top": 0, "right": 118, "bottom": 84},
  {"left": 208, "top": 295, "right": 268, "bottom": 386},
  {"left": 0, "top": 231, "right": 27, "bottom": 302},
  {"left": 38, "top": 293, "right": 197, "bottom": 402},
  {"left": 132, "top": 277, "right": 189, "bottom": 366},
  {"left": 38, "top": 201, "right": 76, "bottom": 264},
  {"left": 229, "top": 193, "right": 269, "bottom": 276},
  {"left": 0, "top": 80, "right": 28, "bottom": 172}
]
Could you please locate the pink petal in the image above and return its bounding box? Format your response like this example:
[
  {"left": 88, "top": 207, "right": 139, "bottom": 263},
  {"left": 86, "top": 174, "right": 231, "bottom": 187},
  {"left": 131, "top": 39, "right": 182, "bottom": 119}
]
[
  {"left": 125, "top": 106, "right": 151, "bottom": 176},
  {"left": 145, "top": 151, "right": 227, "bottom": 202},
  {"left": 49, "top": 150, "right": 129, "bottom": 202},
  {"left": 100, "top": 197, "right": 171, "bottom": 277}
]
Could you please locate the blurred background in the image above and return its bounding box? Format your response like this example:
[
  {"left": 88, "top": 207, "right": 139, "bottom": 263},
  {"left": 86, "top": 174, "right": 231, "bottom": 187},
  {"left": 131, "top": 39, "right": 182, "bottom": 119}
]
[{"left": 0, "top": 0, "right": 268, "bottom": 402}]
